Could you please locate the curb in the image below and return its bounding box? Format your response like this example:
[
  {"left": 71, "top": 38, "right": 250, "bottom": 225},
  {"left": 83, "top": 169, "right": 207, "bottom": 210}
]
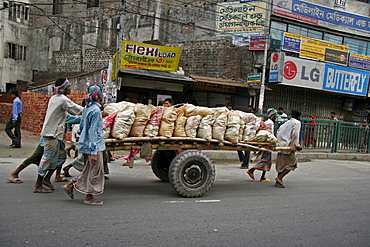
[{"left": 202, "top": 150, "right": 370, "bottom": 161}]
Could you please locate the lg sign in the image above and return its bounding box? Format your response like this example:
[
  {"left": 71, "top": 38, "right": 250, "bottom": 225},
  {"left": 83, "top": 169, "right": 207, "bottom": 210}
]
[
  {"left": 283, "top": 61, "right": 297, "bottom": 80},
  {"left": 283, "top": 60, "right": 321, "bottom": 82}
]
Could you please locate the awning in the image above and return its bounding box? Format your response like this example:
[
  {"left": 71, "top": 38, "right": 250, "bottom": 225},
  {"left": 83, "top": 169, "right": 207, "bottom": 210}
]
[
  {"left": 119, "top": 69, "right": 195, "bottom": 84},
  {"left": 190, "top": 75, "right": 250, "bottom": 88}
]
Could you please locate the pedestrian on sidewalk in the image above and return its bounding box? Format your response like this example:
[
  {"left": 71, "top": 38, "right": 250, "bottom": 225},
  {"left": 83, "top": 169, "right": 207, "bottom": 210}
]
[
  {"left": 5, "top": 90, "right": 23, "bottom": 148},
  {"left": 63, "top": 85, "right": 106, "bottom": 205},
  {"left": 274, "top": 110, "right": 303, "bottom": 188},
  {"left": 33, "top": 78, "right": 83, "bottom": 193},
  {"left": 247, "top": 108, "right": 278, "bottom": 182}
]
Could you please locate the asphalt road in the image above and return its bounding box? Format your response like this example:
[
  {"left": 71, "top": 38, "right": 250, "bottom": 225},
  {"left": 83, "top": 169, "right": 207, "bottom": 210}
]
[{"left": 1, "top": 157, "right": 369, "bottom": 247}]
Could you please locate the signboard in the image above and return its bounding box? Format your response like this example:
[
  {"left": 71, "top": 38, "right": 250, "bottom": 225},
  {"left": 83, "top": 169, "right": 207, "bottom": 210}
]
[
  {"left": 249, "top": 36, "right": 267, "bottom": 50},
  {"left": 348, "top": 53, "right": 370, "bottom": 70},
  {"left": 280, "top": 56, "right": 370, "bottom": 97},
  {"left": 324, "top": 48, "right": 348, "bottom": 65},
  {"left": 282, "top": 32, "right": 301, "bottom": 53},
  {"left": 111, "top": 50, "right": 119, "bottom": 81},
  {"left": 233, "top": 35, "right": 250, "bottom": 46},
  {"left": 217, "top": 1, "right": 267, "bottom": 34},
  {"left": 120, "top": 40, "right": 182, "bottom": 72},
  {"left": 247, "top": 73, "right": 261, "bottom": 85},
  {"left": 269, "top": 52, "right": 285, "bottom": 82},
  {"left": 272, "top": 0, "right": 370, "bottom": 35},
  {"left": 323, "top": 63, "right": 370, "bottom": 96},
  {"left": 300, "top": 36, "right": 349, "bottom": 62},
  {"left": 334, "top": 0, "right": 346, "bottom": 8}
]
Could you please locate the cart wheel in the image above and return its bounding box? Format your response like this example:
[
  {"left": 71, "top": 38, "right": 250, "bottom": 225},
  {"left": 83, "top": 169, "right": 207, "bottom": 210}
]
[
  {"left": 169, "top": 150, "right": 215, "bottom": 198},
  {"left": 151, "top": 150, "right": 177, "bottom": 182}
]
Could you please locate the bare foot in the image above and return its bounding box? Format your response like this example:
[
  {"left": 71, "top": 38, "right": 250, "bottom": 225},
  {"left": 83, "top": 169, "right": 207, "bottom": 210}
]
[
  {"left": 34, "top": 186, "right": 52, "bottom": 193},
  {"left": 42, "top": 181, "right": 55, "bottom": 190},
  {"left": 10, "top": 173, "right": 18, "bottom": 179}
]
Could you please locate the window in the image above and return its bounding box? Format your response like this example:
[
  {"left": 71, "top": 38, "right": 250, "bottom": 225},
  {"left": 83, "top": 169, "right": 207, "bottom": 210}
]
[
  {"left": 87, "top": 0, "right": 99, "bottom": 8},
  {"left": 8, "top": 1, "right": 29, "bottom": 21},
  {"left": 344, "top": 37, "right": 367, "bottom": 56},
  {"left": 288, "top": 25, "right": 308, "bottom": 36},
  {"left": 323, "top": 33, "right": 343, "bottom": 45},
  {"left": 53, "top": 0, "right": 63, "bottom": 15},
  {"left": 307, "top": 29, "right": 322, "bottom": 40},
  {"left": 6, "top": 42, "right": 27, "bottom": 61},
  {"left": 270, "top": 21, "right": 287, "bottom": 40}
]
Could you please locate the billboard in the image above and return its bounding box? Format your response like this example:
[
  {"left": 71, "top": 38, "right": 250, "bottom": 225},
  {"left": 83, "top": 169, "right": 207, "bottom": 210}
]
[
  {"left": 272, "top": 0, "right": 370, "bottom": 35},
  {"left": 217, "top": 1, "right": 267, "bottom": 34},
  {"left": 280, "top": 56, "right": 370, "bottom": 96},
  {"left": 120, "top": 40, "right": 182, "bottom": 72}
]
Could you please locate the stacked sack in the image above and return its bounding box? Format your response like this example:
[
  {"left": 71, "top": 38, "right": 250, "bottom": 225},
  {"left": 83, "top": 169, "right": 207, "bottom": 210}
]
[{"left": 102, "top": 103, "right": 277, "bottom": 144}]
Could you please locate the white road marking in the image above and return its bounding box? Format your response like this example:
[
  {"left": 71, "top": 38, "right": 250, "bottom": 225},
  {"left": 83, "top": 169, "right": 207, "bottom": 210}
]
[{"left": 195, "top": 200, "right": 221, "bottom": 203}]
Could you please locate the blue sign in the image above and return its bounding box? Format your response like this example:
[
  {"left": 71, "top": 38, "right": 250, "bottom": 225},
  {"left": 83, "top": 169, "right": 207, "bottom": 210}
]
[
  {"left": 269, "top": 71, "right": 279, "bottom": 82},
  {"left": 348, "top": 54, "right": 370, "bottom": 70},
  {"left": 282, "top": 35, "right": 301, "bottom": 53},
  {"left": 323, "top": 64, "right": 370, "bottom": 96},
  {"left": 292, "top": 0, "right": 370, "bottom": 33}
]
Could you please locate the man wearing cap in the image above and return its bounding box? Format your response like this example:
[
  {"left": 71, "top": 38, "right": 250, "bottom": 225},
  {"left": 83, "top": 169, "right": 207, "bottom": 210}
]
[
  {"left": 33, "top": 78, "right": 83, "bottom": 193},
  {"left": 247, "top": 108, "right": 278, "bottom": 182},
  {"left": 63, "top": 85, "right": 106, "bottom": 205}
]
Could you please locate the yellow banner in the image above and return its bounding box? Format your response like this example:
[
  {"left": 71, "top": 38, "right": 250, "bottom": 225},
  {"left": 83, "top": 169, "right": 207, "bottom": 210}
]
[
  {"left": 111, "top": 50, "right": 119, "bottom": 81},
  {"left": 120, "top": 40, "right": 182, "bottom": 72},
  {"left": 217, "top": 1, "right": 267, "bottom": 34},
  {"left": 300, "top": 37, "right": 349, "bottom": 61}
]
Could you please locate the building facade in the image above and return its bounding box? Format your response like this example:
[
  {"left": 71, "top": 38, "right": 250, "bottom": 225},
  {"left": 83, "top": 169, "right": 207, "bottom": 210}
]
[{"left": 2, "top": 0, "right": 370, "bottom": 121}]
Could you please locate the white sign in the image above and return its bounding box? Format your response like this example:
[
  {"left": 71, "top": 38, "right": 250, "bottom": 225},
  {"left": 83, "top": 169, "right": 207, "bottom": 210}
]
[
  {"left": 280, "top": 56, "right": 325, "bottom": 89},
  {"left": 269, "top": 52, "right": 285, "bottom": 82}
]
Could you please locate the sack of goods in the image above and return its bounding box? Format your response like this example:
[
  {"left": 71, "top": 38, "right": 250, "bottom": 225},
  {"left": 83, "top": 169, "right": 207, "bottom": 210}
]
[{"left": 103, "top": 103, "right": 277, "bottom": 144}]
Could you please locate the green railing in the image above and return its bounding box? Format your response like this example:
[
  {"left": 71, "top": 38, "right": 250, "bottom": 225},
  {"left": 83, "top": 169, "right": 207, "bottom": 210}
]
[{"left": 260, "top": 116, "right": 370, "bottom": 153}]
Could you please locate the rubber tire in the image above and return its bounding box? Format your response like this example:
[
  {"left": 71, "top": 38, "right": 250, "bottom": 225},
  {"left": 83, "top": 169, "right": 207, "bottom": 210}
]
[
  {"left": 151, "top": 150, "right": 177, "bottom": 182},
  {"left": 169, "top": 150, "right": 215, "bottom": 198}
]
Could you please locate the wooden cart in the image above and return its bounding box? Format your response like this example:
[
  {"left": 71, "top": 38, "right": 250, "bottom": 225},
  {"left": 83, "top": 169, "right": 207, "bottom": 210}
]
[{"left": 105, "top": 137, "right": 293, "bottom": 198}]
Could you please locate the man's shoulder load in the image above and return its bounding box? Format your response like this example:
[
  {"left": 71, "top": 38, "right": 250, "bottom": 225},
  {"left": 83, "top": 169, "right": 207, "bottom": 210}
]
[{"left": 104, "top": 102, "right": 277, "bottom": 144}]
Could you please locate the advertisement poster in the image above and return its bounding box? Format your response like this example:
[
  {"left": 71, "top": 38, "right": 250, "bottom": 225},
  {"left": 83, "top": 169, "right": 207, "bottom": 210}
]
[
  {"left": 120, "top": 40, "right": 182, "bottom": 72},
  {"left": 217, "top": 1, "right": 267, "bottom": 34},
  {"left": 300, "top": 36, "right": 349, "bottom": 62}
]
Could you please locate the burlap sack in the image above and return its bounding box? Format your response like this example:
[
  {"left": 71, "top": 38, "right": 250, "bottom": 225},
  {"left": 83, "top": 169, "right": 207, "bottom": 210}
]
[
  {"left": 197, "top": 114, "right": 215, "bottom": 140},
  {"left": 144, "top": 106, "right": 164, "bottom": 137},
  {"left": 185, "top": 115, "right": 202, "bottom": 138},
  {"left": 130, "top": 104, "right": 155, "bottom": 137},
  {"left": 159, "top": 106, "right": 177, "bottom": 137},
  {"left": 212, "top": 107, "right": 229, "bottom": 141},
  {"left": 224, "top": 110, "right": 241, "bottom": 144}
]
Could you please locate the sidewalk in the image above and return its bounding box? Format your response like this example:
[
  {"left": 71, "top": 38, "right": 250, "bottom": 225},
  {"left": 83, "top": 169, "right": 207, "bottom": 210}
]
[{"left": 1, "top": 123, "right": 369, "bottom": 161}]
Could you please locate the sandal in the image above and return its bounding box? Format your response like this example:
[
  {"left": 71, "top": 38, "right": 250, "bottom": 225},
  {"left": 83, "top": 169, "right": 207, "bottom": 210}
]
[
  {"left": 275, "top": 177, "right": 286, "bottom": 188},
  {"left": 246, "top": 171, "right": 255, "bottom": 180}
]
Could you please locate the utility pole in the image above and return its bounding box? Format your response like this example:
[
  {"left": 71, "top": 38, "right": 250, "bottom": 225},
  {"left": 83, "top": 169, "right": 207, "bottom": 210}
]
[{"left": 258, "top": 0, "right": 272, "bottom": 114}]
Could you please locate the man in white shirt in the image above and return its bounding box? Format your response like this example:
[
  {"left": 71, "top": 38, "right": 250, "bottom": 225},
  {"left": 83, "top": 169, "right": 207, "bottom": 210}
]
[
  {"left": 275, "top": 110, "right": 302, "bottom": 188},
  {"left": 276, "top": 107, "right": 288, "bottom": 127},
  {"left": 33, "top": 78, "right": 83, "bottom": 193}
]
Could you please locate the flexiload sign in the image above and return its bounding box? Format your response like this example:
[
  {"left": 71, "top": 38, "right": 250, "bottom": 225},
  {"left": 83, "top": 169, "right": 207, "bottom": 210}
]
[
  {"left": 120, "top": 40, "right": 182, "bottom": 72},
  {"left": 280, "top": 56, "right": 370, "bottom": 97}
]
